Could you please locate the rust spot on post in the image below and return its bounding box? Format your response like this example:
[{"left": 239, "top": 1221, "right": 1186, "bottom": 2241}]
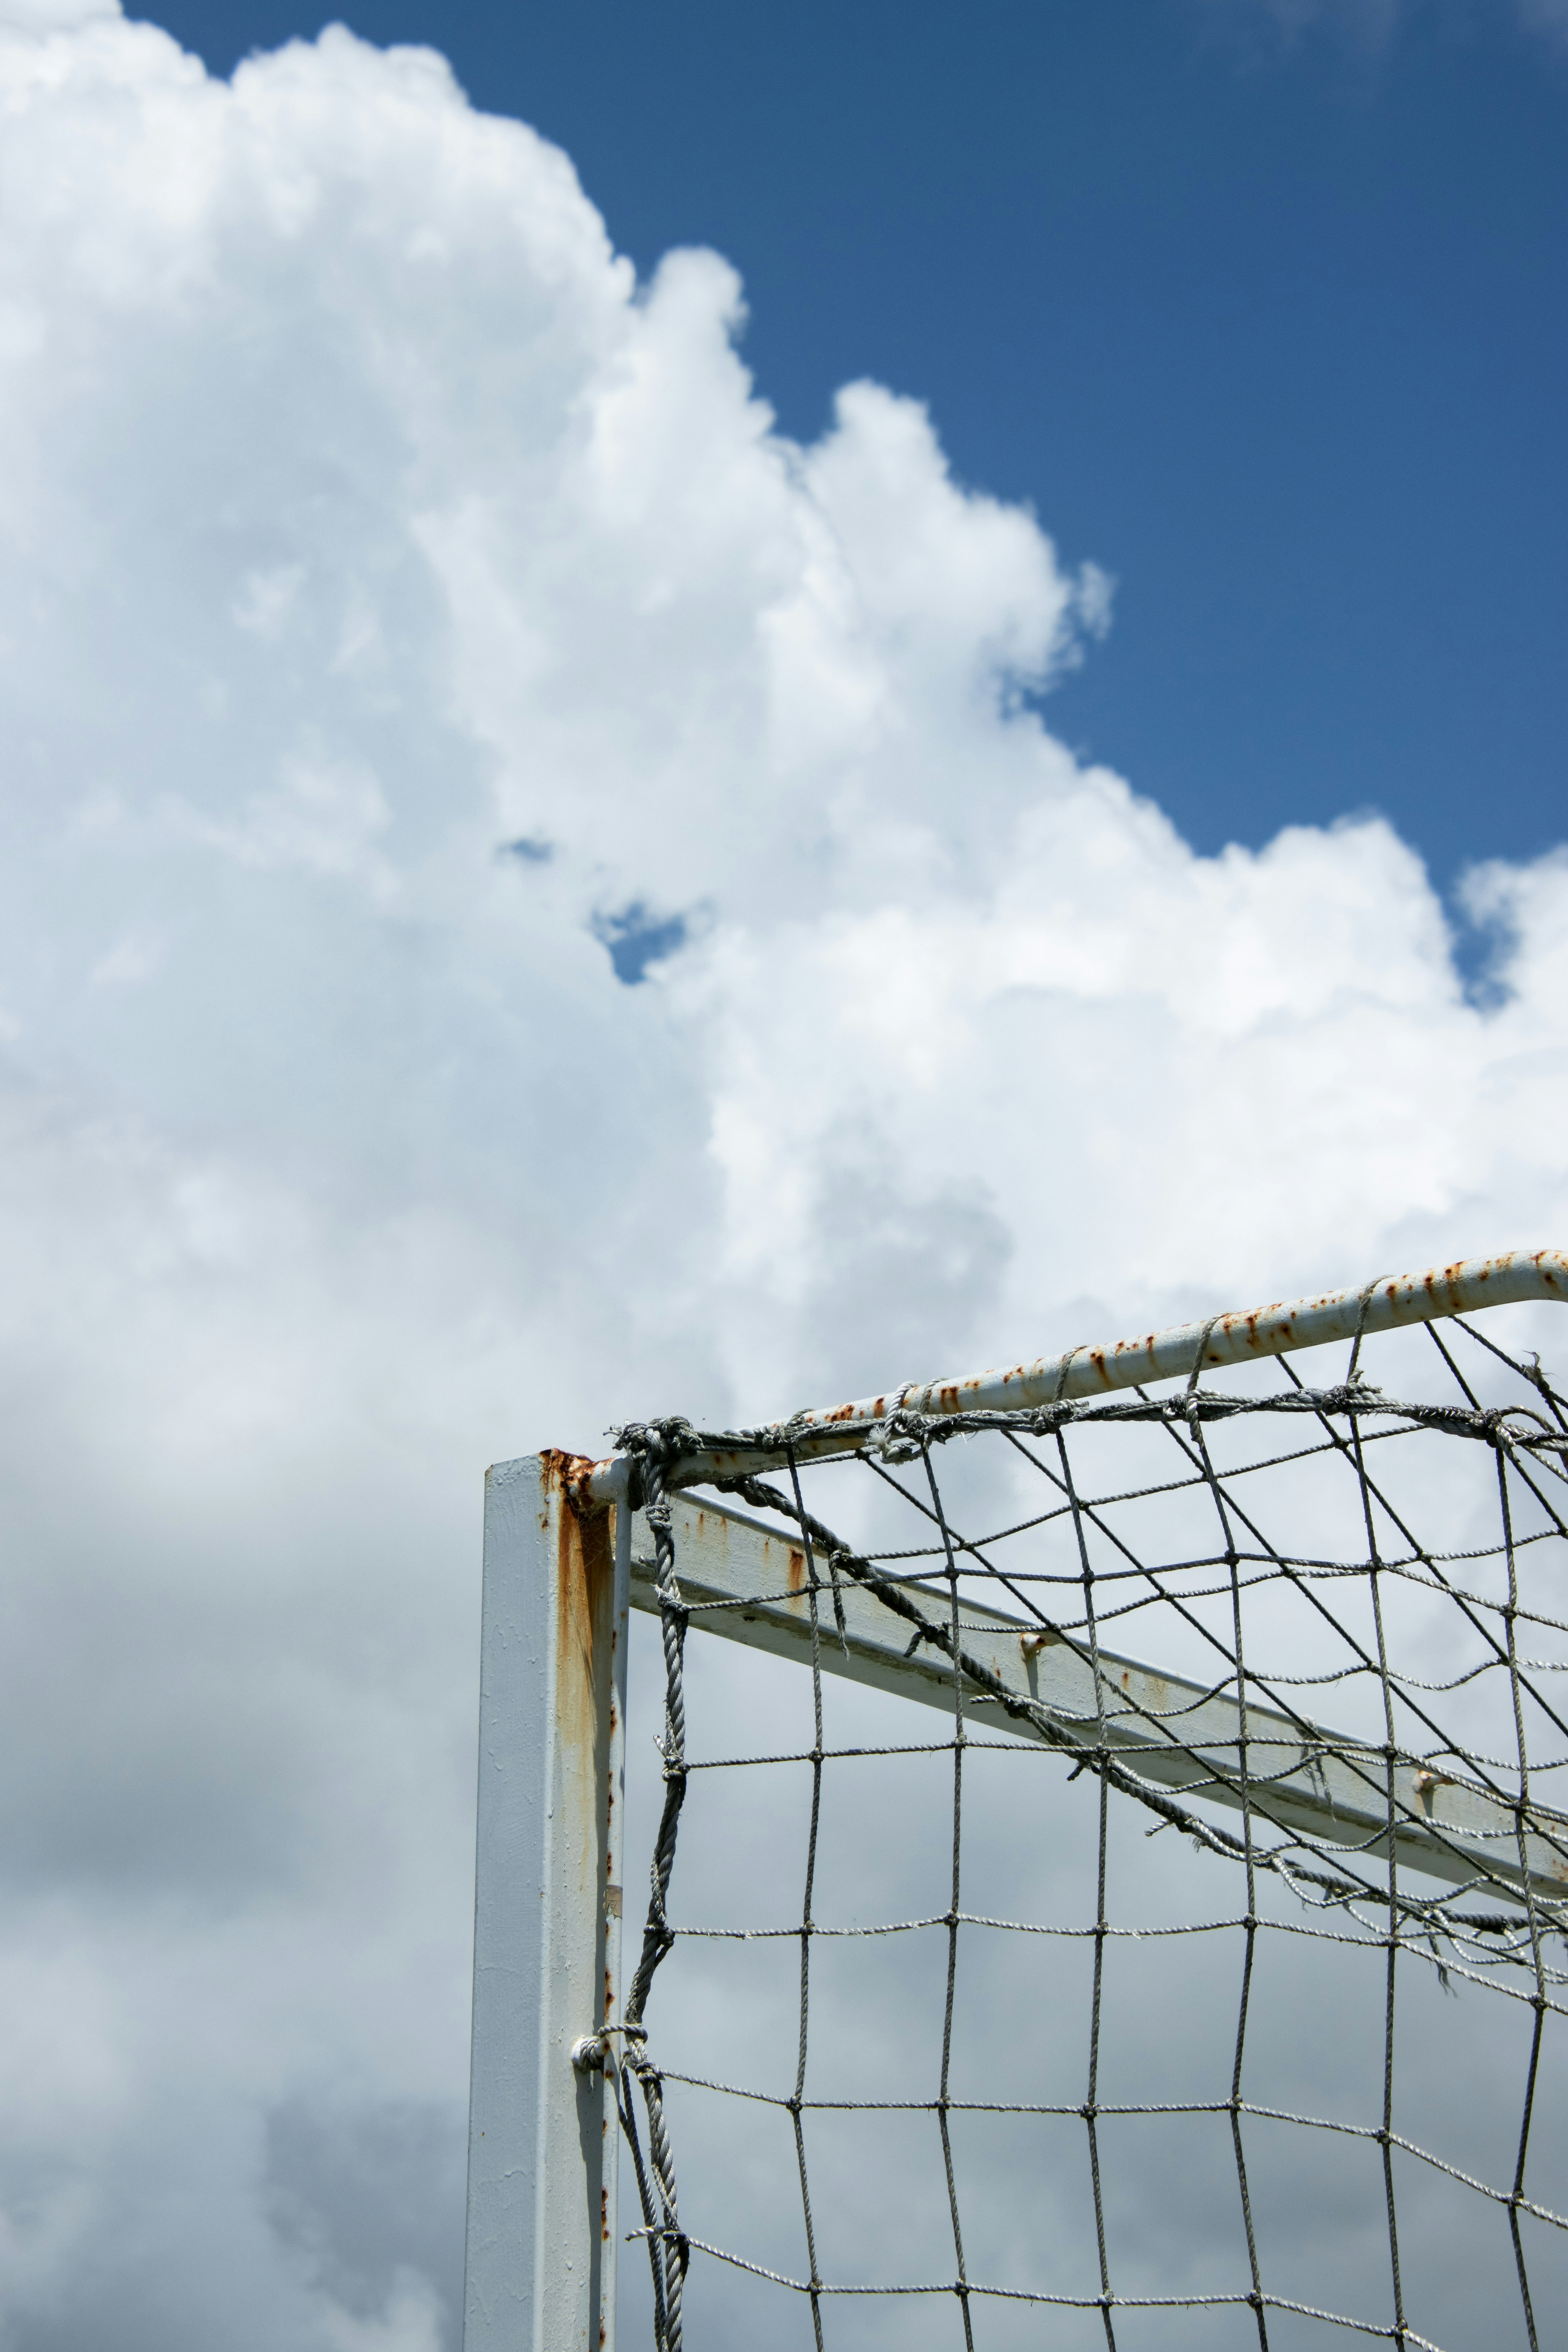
[
  {"left": 541, "top": 1448, "right": 615, "bottom": 1879},
  {"left": 787, "top": 1547, "right": 807, "bottom": 1593},
  {"left": 551, "top": 1447, "right": 610, "bottom": 1525}
]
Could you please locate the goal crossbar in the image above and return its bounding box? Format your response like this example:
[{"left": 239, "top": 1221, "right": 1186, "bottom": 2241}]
[
  {"left": 628, "top": 1490, "right": 1568, "bottom": 1911},
  {"left": 586, "top": 1247, "right": 1568, "bottom": 1496}
]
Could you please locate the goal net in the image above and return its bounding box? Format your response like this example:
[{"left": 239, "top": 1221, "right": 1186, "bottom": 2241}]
[{"left": 462, "top": 1251, "right": 1568, "bottom": 2352}]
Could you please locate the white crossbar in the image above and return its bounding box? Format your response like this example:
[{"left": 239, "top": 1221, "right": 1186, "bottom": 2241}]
[{"left": 590, "top": 1249, "right": 1568, "bottom": 1492}]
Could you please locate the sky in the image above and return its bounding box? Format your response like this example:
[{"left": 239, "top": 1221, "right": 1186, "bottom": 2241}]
[
  {"left": 0, "top": 0, "right": 1562, "bottom": 2345},
  {"left": 140, "top": 0, "right": 1568, "bottom": 900}
]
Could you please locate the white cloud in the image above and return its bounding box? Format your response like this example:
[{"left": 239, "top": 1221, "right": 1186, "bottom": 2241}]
[
  {"left": 166, "top": 746, "right": 396, "bottom": 891},
  {"left": 0, "top": 10, "right": 1561, "bottom": 2345},
  {"left": 0, "top": 0, "right": 119, "bottom": 28},
  {"left": 232, "top": 561, "right": 306, "bottom": 641}
]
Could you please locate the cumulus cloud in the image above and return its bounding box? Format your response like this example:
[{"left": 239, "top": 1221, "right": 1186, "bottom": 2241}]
[{"left": 0, "top": 7, "right": 1560, "bottom": 2346}]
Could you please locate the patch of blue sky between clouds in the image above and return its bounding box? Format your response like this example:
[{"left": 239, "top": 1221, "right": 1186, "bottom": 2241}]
[{"left": 592, "top": 902, "right": 690, "bottom": 985}]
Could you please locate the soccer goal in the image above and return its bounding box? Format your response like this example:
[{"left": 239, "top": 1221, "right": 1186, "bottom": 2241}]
[{"left": 461, "top": 1250, "right": 1568, "bottom": 2352}]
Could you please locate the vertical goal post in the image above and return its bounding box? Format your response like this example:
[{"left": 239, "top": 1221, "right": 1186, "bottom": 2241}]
[
  {"left": 462, "top": 1450, "right": 633, "bottom": 2352},
  {"left": 461, "top": 1248, "right": 1568, "bottom": 2352}
]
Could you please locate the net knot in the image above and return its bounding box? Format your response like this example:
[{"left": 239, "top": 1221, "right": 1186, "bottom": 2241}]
[
  {"left": 877, "top": 1406, "right": 932, "bottom": 1463},
  {"left": 1027, "top": 1401, "right": 1078, "bottom": 1437},
  {"left": 612, "top": 1415, "right": 699, "bottom": 1469}
]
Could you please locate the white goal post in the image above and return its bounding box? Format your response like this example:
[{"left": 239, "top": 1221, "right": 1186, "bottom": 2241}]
[{"left": 461, "top": 1247, "right": 1568, "bottom": 2352}]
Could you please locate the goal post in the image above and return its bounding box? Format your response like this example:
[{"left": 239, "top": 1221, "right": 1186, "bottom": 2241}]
[
  {"left": 461, "top": 1450, "right": 632, "bottom": 2352},
  {"left": 462, "top": 1249, "right": 1568, "bottom": 2352}
]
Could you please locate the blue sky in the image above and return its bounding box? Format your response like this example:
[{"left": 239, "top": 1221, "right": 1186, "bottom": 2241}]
[{"left": 148, "top": 0, "right": 1567, "bottom": 890}]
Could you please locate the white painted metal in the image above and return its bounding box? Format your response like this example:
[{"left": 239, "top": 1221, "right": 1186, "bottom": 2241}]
[
  {"left": 462, "top": 1454, "right": 628, "bottom": 2352},
  {"left": 629, "top": 1490, "right": 1568, "bottom": 1908},
  {"left": 584, "top": 1248, "right": 1568, "bottom": 1493}
]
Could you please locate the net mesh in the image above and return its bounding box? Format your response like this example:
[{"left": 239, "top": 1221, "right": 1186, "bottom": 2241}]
[{"left": 610, "top": 1303, "right": 1568, "bottom": 2352}]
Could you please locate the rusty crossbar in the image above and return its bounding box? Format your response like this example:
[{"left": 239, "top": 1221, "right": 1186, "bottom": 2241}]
[{"left": 585, "top": 1247, "right": 1568, "bottom": 1498}]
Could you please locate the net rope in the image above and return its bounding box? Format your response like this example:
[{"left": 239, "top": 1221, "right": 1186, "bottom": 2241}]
[{"left": 609, "top": 1306, "right": 1568, "bottom": 2351}]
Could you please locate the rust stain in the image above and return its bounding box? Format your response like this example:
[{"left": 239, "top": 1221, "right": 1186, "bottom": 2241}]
[
  {"left": 549, "top": 1448, "right": 610, "bottom": 1524},
  {"left": 787, "top": 1547, "right": 807, "bottom": 1594},
  {"left": 541, "top": 1448, "right": 615, "bottom": 1879}
]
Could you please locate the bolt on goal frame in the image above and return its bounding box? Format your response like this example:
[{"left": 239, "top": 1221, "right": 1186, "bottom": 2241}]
[{"left": 461, "top": 1247, "right": 1568, "bottom": 2352}]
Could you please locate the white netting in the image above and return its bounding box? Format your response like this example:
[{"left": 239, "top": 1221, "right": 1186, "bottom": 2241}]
[{"left": 612, "top": 1303, "right": 1568, "bottom": 2352}]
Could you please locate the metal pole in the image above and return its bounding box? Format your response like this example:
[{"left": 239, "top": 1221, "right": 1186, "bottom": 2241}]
[
  {"left": 581, "top": 1246, "right": 1568, "bottom": 1492},
  {"left": 462, "top": 1451, "right": 628, "bottom": 2352},
  {"left": 620, "top": 1488, "right": 1568, "bottom": 1909}
]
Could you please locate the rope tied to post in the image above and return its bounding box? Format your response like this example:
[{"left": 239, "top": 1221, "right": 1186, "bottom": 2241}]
[{"left": 608, "top": 1418, "right": 699, "bottom": 2352}]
